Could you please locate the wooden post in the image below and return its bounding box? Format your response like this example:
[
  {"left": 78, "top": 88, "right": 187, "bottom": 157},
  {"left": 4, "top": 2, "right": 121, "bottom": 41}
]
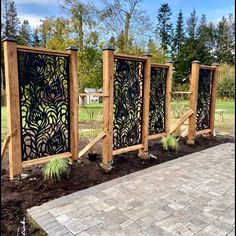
[
  {"left": 187, "top": 60, "right": 200, "bottom": 144},
  {"left": 102, "top": 46, "right": 114, "bottom": 168},
  {"left": 139, "top": 53, "right": 152, "bottom": 158},
  {"left": 66, "top": 46, "right": 79, "bottom": 160},
  {"left": 3, "top": 38, "right": 22, "bottom": 179},
  {"left": 209, "top": 63, "right": 219, "bottom": 136},
  {"left": 165, "top": 61, "right": 173, "bottom": 135}
]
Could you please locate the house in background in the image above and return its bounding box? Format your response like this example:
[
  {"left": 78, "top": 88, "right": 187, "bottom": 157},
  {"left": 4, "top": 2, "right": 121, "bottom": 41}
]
[{"left": 78, "top": 88, "right": 102, "bottom": 105}]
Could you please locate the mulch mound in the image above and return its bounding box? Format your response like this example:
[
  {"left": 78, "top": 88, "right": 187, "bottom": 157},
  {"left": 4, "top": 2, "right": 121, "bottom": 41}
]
[{"left": 1, "top": 135, "right": 234, "bottom": 235}]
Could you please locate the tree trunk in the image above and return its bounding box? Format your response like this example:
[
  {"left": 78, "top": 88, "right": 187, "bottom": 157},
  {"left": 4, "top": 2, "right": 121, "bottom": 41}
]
[{"left": 124, "top": 13, "right": 130, "bottom": 50}]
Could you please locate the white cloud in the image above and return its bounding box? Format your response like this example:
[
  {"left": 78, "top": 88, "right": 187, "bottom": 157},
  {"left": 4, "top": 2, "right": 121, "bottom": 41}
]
[{"left": 18, "top": 14, "right": 45, "bottom": 28}]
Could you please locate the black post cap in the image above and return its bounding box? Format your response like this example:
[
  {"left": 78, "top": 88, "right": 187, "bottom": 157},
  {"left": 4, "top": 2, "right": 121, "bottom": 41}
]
[
  {"left": 166, "top": 60, "right": 173, "bottom": 63},
  {"left": 102, "top": 45, "right": 115, "bottom": 51},
  {"left": 1, "top": 37, "right": 17, "bottom": 42},
  {"left": 66, "top": 46, "right": 78, "bottom": 51},
  {"left": 192, "top": 60, "right": 200, "bottom": 64}
]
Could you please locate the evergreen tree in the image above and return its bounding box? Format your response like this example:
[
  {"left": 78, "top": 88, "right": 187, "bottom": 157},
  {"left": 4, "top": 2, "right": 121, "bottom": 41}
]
[
  {"left": 215, "top": 16, "right": 234, "bottom": 64},
  {"left": 7, "top": 1, "right": 20, "bottom": 37},
  {"left": 18, "top": 20, "right": 31, "bottom": 46},
  {"left": 205, "top": 22, "right": 217, "bottom": 59},
  {"left": 186, "top": 9, "right": 198, "bottom": 40},
  {"left": 172, "top": 10, "right": 185, "bottom": 59},
  {"left": 155, "top": 3, "right": 173, "bottom": 55},
  {"left": 1, "top": 0, "right": 20, "bottom": 38},
  {"left": 32, "top": 27, "right": 41, "bottom": 47}
]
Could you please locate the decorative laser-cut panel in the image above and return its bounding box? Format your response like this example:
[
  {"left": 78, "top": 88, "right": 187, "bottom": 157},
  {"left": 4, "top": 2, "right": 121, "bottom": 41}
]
[
  {"left": 196, "top": 68, "right": 214, "bottom": 131},
  {"left": 17, "top": 51, "right": 70, "bottom": 161},
  {"left": 113, "top": 58, "right": 144, "bottom": 150},
  {"left": 149, "top": 66, "right": 167, "bottom": 135}
]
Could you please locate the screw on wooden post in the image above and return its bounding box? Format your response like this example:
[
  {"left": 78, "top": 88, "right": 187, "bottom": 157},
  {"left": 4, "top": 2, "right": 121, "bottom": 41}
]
[
  {"left": 66, "top": 46, "right": 79, "bottom": 161},
  {"left": 187, "top": 60, "right": 200, "bottom": 145},
  {"left": 165, "top": 60, "right": 173, "bottom": 135},
  {"left": 101, "top": 45, "right": 115, "bottom": 170},
  {"left": 209, "top": 63, "right": 220, "bottom": 136},
  {"left": 2, "top": 37, "right": 22, "bottom": 179},
  {"left": 138, "top": 52, "right": 152, "bottom": 159}
]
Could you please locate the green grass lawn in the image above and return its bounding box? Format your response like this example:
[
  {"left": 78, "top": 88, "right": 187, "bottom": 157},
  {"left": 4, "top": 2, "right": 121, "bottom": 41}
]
[{"left": 1, "top": 100, "right": 234, "bottom": 142}]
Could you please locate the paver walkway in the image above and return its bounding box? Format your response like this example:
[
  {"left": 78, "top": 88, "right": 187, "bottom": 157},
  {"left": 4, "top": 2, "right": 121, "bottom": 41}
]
[{"left": 28, "top": 143, "right": 235, "bottom": 236}]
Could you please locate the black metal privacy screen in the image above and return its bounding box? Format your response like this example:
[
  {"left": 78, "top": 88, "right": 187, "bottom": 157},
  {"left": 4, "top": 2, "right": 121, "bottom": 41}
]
[
  {"left": 149, "top": 66, "right": 167, "bottom": 135},
  {"left": 196, "top": 68, "right": 214, "bottom": 131},
  {"left": 17, "top": 51, "right": 70, "bottom": 161},
  {"left": 113, "top": 58, "right": 144, "bottom": 150}
]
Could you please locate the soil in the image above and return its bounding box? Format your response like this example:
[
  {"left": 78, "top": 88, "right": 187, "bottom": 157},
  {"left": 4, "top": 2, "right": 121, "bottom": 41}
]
[{"left": 1, "top": 134, "right": 235, "bottom": 236}]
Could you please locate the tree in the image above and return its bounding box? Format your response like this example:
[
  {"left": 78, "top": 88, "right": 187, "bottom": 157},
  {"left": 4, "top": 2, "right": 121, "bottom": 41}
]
[
  {"left": 205, "top": 22, "right": 217, "bottom": 59},
  {"left": 46, "top": 17, "right": 72, "bottom": 50},
  {"left": 186, "top": 9, "right": 198, "bottom": 40},
  {"left": 39, "top": 17, "right": 54, "bottom": 47},
  {"left": 60, "top": 0, "right": 101, "bottom": 106},
  {"left": 172, "top": 10, "right": 185, "bottom": 59},
  {"left": 215, "top": 16, "right": 234, "bottom": 64},
  {"left": 173, "top": 10, "right": 212, "bottom": 86},
  {"left": 18, "top": 20, "right": 32, "bottom": 46},
  {"left": 147, "top": 39, "right": 166, "bottom": 63},
  {"left": 1, "top": 0, "right": 20, "bottom": 38},
  {"left": 155, "top": 3, "right": 173, "bottom": 55},
  {"left": 100, "top": 0, "right": 151, "bottom": 53},
  {"left": 32, "top": 27, "right": 41, "bottom": 47}
]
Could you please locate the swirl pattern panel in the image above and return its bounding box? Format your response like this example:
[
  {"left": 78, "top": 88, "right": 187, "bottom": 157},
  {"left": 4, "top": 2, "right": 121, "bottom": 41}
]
[
  {"left": 149, "top": 66, "right": 167, "bottom": 135},
  {"left": 196, "top": 68, "right": 214, "bottom": 131},
  {"left": 113, "top": 58, "right": 144, "bottom": 150},
  {"left": 17, "top": 51, "right": 70, "bottom": 161}
]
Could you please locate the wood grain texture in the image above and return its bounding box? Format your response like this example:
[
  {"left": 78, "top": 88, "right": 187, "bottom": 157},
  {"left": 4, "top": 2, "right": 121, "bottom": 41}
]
[
  {"left": 4, "top": 40, "right": 22, "bottom": 179},
  {"left": 67, "top": 49, "right": 79, "bottom": 160},
  {"left": 102, "top": 49, "right": 114, "bottom": 165},
  {"left": 187, "top": 62, "right": 200, "bottom": 145},
  {"left": 139, "top": 55, "right": 151, "bottom": 157}
]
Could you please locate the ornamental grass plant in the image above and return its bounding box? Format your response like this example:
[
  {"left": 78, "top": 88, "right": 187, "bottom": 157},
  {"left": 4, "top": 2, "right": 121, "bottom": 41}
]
[
  {"left": 43, "top": 157, "right": 69, "bottom": 182},
  {"left": 161, "top": 135, "right": 180, "bottom": 152}
]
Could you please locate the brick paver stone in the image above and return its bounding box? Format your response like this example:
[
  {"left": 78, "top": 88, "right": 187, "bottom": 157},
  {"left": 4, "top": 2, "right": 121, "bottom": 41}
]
[{"left": 27, "top": 143, "right": 235, "bottom": 235}]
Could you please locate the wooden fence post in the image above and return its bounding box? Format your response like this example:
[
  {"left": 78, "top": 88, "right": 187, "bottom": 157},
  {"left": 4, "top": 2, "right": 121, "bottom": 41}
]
[
  {"left": 101, "top": 46, "right": 114, "bottom": 168},
  {"left": 139, "top": 53, "right": 152, "bottom": 158},
  {"left": 3, "top": 37, "right": 22, "bottom": 179},
  {"left": 66, "top": 46, "right": 78, "bottom": 161},
  {"left": 165, "top": 61, "right": 173, "bottom": 135},
  {"left": 209, "top": 63, "right": 219, "bottom": 136},
  {"left": 187, "top": 60, "right": 200, "bottom": 144}
]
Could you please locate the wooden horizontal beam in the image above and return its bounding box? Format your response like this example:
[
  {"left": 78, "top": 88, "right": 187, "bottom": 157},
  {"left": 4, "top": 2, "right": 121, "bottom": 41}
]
[
  {"left": 1, "top": 133, "right": 11, "bottom": 162},
  {"left": 113, "top": 144, "right": 143, "bottom": 156},
  {"left": 148, "top": 132, "right": 166, "bottom": 141},
  {"left": 200, "top": 65, "right": 216, "bottom": 70},
  {"left": 171, "top": 91, "right": 192, "bottom": 95},
  {"left": 196, "top": 129, "right": 211, "bottom": 136},
  {"left": 79, "top": 93, "right": 105, "bottom": 97},
  {"left": 22, "top": 152, "right": 72, "bottom": 168},
  {"left": 17, "top": 46, "right": 70, "bottom": 57},
  {"left": 151, "top": 63, "right": 169, "bottom": 68},
  {"left": 114, "top": 54, "right": 146, "bottom": 62},
  {"left": 78, "top": 132, "right": 105, "bottom": 159},
  {"left": 170, "top": 109, "right": 194, "bottom": 134}
]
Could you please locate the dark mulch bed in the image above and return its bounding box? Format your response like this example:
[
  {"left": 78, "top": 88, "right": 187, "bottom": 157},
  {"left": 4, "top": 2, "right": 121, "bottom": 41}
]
[{"left": 1, "top": 135, "right": 234, "bottom": 235}]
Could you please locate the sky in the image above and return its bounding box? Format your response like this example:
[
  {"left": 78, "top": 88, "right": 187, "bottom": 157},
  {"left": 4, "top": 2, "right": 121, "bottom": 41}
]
[{"left": 14, "top": 0, "right": 235, "bottom": 28}]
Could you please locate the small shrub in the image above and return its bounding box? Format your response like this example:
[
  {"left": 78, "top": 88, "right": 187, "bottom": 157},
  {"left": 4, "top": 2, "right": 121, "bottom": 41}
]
[
  {"left": 43, "top": 158, "right": 69, "bottom": 182},
  {"left": 161, "top": 135, "right": 180, "bottom": 152}
]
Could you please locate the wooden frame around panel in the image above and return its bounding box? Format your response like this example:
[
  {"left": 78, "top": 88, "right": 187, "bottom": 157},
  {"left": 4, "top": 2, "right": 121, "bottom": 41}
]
[
  {"left": 187, "top": 62, "right": 218, "bottom": 144},
  {"left": 3, "top": 39, "right": 78, "bottom": 179}
]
